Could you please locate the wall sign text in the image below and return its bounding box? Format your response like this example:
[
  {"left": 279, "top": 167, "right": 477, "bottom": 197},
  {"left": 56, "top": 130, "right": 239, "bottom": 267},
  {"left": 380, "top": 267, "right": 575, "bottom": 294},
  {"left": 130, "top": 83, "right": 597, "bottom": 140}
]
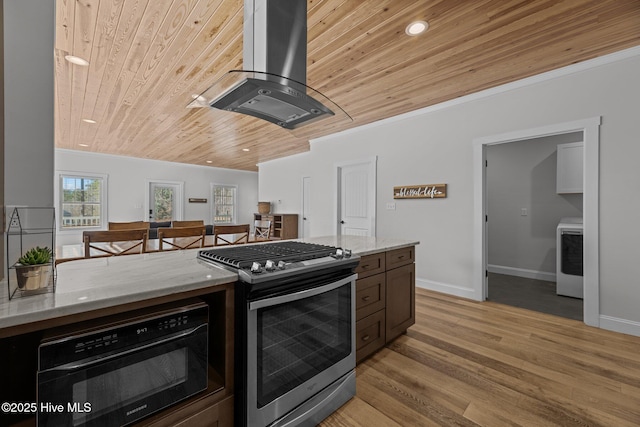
[{"left": 393, "top": 184, "right": 447, "bottom": 199}]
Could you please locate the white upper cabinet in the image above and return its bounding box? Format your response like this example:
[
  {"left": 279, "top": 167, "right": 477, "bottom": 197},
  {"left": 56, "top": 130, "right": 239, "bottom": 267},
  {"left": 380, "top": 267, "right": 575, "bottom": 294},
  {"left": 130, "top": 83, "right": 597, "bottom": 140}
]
[{"left": 556, "top": 142, "right": 584, "bottom": 193}]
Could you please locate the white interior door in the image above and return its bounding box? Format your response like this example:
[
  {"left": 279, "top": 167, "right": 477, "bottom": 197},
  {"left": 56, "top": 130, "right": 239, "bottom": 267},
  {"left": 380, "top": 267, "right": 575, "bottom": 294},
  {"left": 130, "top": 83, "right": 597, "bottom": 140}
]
[
  {"left": 302, "top": 177, "right": 311, "bottom": 238},
  {"left": 336, "top": 158, "right": 377, "bottom": 236},
  {"left": 147, "top": 181, "right": 184, "bottom": 221}
]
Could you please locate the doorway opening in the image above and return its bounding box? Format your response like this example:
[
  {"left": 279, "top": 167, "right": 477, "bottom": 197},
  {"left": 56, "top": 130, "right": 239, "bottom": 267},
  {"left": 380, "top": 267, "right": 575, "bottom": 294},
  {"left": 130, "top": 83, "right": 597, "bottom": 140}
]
[
  {"left": 473, "top": 117, "right": 600, "bottom": 327},
  {"left": 486, "top": 132, "right": 584, "bottom": 321}
]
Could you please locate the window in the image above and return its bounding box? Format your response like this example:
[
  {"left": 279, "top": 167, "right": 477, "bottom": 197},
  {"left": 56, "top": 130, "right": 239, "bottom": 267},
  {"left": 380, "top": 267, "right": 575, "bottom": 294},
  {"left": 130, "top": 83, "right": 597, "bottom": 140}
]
[
  {"left": 58, "top": 172, "right": 107, "bottom": 230},
  {"left": 212, "top": 185, "right": 237, "bottom": 224}
]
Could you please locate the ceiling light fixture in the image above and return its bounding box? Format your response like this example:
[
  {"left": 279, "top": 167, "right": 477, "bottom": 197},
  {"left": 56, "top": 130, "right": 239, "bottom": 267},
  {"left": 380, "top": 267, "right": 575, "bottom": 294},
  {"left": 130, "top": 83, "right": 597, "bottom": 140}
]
[
  {"left": 65, "top": 55, "right": 90, "bottom": 66},
  {"left": 242, "top": 148, "right": 250, "bottom": 152},
  {"left": 206, "top": 160, "right": 213, "bottom": 164},
  {"left": 82, "top": 118, "right": 97, "bottom": 124},
  {"left": 78, "top": 143, "right": 89, "bottom": 147},
  {"left": 405, "top": 20, "right": 429, "bottom": 36},
  {"left": 192, "top": 94, "right": 208, "bottom": 103}
]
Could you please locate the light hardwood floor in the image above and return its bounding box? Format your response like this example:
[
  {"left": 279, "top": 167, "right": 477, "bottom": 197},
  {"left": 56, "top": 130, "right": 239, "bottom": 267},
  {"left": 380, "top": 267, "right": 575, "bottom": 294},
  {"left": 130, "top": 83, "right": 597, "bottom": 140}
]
[{"left": 320, "top": 288, "right": 640, "bottom": 426}]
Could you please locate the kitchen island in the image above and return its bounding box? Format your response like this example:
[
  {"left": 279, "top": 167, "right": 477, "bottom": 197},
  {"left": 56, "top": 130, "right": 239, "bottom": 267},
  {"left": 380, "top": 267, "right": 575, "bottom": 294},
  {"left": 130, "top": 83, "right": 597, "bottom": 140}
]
[
  {"left": 0, "top": 236, "right": 418, "bottom": 426},
  {"left": 0, "top": 250, "right": 237, "bottom": 335},
  {"left": 0, "top": 249, "right": 238, "bottom": 427}
]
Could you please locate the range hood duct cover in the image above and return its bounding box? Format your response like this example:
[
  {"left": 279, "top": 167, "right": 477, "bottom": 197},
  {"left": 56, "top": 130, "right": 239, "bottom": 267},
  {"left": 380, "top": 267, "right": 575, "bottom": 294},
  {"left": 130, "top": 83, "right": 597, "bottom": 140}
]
[{"left": 198, "top": 0, "right": 348, "bottom": 130}]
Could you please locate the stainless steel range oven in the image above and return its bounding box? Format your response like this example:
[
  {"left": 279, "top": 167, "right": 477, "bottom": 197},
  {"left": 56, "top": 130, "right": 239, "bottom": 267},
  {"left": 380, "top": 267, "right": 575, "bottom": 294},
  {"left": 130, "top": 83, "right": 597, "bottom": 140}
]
[
  {"left": 37, "top": 300, "right": 208, "bottom": 427},
  {"left": 199, "top": 241, "right": 359, "bottom": 427}
]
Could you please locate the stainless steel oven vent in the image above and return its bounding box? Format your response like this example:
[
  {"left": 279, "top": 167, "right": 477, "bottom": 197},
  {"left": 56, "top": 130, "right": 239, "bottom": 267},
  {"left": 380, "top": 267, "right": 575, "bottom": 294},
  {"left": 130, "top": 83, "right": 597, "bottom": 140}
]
[{"left": 189, "top": 0, "right": 351, "bottom": 130}]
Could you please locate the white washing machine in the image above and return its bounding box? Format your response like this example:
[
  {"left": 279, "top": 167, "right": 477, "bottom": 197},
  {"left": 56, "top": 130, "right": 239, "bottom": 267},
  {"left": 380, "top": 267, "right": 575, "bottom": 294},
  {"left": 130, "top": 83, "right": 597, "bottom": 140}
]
[{"left": 556, "top": 217, "right": 583, "bottom": 298}]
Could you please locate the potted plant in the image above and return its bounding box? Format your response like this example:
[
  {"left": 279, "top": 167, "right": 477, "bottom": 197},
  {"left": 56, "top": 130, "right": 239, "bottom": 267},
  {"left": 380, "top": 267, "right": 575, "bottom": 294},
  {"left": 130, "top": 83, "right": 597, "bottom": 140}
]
[{"left": 15, "top": 246, "right": 53, "bottom": 290}]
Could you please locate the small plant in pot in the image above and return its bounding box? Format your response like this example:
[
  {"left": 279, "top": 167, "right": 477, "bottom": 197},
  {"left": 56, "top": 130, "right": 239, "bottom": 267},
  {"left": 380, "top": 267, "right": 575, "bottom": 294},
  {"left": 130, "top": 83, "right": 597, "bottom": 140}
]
[{"left": 15, "top": 246, "right": 53, "bottom": 290}]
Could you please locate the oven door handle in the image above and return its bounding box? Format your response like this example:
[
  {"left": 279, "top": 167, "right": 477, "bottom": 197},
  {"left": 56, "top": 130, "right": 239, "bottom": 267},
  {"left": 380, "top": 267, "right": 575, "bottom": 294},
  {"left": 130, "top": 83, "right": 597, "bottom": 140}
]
[
  {"left": 39, "top": 323, "right": 207, "bottom": 374},
  {"left": 249, "top": 273, "right": 357, "bottom": 311}
]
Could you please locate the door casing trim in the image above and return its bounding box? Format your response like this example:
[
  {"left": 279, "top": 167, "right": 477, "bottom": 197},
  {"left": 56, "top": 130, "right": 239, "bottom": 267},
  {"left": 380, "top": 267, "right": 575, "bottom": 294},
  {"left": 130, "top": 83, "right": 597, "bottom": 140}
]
[{"left": 472, "top": 117, "right": 600, "bottom": 327}]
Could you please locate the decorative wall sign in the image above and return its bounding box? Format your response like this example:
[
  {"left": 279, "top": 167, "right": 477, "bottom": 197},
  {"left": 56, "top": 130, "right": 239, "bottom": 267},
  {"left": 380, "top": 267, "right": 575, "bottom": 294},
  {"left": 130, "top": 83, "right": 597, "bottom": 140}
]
[
  {"left": 188, "top": 198, "right": 207, "bottom": 203},
  {"left": 393, "top": 184, "right": 447, "bottom": 199}
]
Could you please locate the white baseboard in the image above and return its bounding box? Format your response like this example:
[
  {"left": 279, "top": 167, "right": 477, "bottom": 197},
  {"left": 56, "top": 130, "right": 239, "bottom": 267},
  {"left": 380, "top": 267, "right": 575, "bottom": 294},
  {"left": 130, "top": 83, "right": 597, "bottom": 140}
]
[
  {"left": 599, "top": 315, "right": 640, "bottom": 338},
  {"left": 416, "top": 278, "right": 478, "bottom": 300},
  {"left": 488, "top": 264, "right": 556, "bottom": 282}
]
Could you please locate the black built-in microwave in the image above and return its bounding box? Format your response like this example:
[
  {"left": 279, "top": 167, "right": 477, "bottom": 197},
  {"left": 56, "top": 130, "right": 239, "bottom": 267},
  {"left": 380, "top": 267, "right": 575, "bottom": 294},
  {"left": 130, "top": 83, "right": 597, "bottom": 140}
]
[{"left": 37, "top": 300, "right": 208, "bottom": 426}]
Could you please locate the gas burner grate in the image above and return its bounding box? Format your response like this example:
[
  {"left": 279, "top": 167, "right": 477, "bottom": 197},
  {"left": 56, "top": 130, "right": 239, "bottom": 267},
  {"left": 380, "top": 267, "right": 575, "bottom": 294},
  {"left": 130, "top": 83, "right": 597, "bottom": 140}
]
[{"left": 198, "top": 241, "right": 337, "bottom": 269}]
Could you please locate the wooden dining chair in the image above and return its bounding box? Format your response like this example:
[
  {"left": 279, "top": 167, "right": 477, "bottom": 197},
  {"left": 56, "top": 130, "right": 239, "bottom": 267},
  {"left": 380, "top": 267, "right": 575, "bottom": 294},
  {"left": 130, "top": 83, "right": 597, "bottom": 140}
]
[
  {"left": 157, "top": 226, "right": 207, "bottom": 251},
  {"left": 108, "top": 221, "right": 150, "bottom": 231},
  {"left": 213, "top": 224, "right": 250, "bottom": 246},
  {"left": 171, "top": 220, "right": 205, "bottom": 228},
  {"left": 254, "top": 219, "right": 272, "bottom": 240},
  {"left": 82, "top": 229, "right": 149, "bottom": 258}
]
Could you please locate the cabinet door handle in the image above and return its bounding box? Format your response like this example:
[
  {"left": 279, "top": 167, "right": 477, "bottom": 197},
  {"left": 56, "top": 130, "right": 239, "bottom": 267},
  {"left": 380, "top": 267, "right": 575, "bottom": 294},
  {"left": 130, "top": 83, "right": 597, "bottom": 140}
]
[
  {"left": 362, "top": 295, "right": 371, "bottom": 301},
  {"left": 398, "top": 255, "right": 405, "bottom": 259},
  {"left": 361, "top": 335, "right": 370, "bottom": 342},
  {"left": 361, "top": 264, "right": 370, "bottom": 269}
]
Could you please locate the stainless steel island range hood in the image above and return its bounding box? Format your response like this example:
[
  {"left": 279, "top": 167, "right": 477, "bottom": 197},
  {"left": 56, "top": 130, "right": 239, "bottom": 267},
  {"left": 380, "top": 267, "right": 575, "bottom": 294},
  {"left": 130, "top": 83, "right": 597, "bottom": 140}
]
[{"left": 190, "top": 0, "right": 350, "bottom": 130}]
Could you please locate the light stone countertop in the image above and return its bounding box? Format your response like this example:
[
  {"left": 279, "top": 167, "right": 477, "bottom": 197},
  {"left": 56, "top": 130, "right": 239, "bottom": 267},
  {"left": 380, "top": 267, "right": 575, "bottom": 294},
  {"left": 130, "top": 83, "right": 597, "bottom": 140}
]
[
  {"left": 0, "top": 249, "right": 237, "bottom": 332},
  {"left": 297, "top": 235, "right": 419, "bottom": 256},
  {"left": 0, "top": 236, "right": 418, "bottom": 333}
]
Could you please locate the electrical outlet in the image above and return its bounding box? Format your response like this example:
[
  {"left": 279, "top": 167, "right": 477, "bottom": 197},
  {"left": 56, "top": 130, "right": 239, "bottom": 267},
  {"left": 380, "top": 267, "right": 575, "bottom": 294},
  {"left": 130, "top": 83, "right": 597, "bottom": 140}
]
[
  {"left": 521, "top": 208, "right": 528, "bottom": 216},
  {"left": 386, "top": 202, "right": 396, "bottom": 210}
]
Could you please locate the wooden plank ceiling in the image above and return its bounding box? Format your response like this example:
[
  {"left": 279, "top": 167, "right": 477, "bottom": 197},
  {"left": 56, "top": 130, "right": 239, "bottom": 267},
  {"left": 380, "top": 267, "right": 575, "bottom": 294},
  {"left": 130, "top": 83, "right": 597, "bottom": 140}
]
[{"left": 54, "top": 0, "right": 640, "bottom": 171}]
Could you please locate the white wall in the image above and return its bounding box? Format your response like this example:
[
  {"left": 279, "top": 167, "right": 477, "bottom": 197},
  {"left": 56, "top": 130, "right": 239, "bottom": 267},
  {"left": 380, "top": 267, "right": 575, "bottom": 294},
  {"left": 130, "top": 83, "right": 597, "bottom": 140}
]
[
  {"left": 259, "top": 48, "right": 640, "bottom": 330},
  {"left": 487, "top": 132, "right": 583, "bottom": 277},
  {"left": 3, "top": 0, "right": 54, "bottom": 207},
  {"left": 55, "top": 150, "right": 258, "bottom": 245}
]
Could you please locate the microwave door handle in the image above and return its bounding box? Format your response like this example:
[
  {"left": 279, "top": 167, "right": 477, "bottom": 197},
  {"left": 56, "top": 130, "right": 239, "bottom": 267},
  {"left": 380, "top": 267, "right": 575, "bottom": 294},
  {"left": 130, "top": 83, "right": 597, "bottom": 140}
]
[
  {"left": 39, "top": 323, "right": 207, "bottom": 374},
  {"left": 249, "top": 273, "right": 357, "bottom": 311}
]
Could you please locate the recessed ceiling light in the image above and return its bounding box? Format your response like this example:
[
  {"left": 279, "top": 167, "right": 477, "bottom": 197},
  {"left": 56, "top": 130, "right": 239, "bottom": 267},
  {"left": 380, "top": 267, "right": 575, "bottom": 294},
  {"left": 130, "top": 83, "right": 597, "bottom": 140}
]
[
  {"left": 78, "top": 143, "right": 89, "bottom": 147},
  {"left": 405, "top": 20, "right": 429, "bottom": 36},
  {"left": 242, "top": 148, "right": 250, "bottom": 152},
  {"left": 191, "top": 94, "right": 207, "bottom": 104},
  {"left": 65, "top": 55, "right": 90, "bottom": 66},
  {"left": 206, "top": 160, "right": 213, "bottom": 164},
  {"left": 82, "top": 118, "right": 97, "bottom": 124}
]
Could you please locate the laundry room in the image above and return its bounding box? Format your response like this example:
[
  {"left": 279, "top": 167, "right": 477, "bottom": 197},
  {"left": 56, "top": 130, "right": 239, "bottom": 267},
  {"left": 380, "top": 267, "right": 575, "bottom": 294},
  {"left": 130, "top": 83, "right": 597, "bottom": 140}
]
[{"left": 486, "top": 131, "right": 584, "bottom": 319}]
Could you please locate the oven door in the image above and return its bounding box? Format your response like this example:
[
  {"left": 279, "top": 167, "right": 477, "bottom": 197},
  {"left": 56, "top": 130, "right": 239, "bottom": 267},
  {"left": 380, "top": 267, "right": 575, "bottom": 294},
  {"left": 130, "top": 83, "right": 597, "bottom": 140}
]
[
  {"left": 37, "top": 324, "right": 208, "bottom": 427},
  {"left": 247, "top": 273, "right": 356, "bottom": 427}
]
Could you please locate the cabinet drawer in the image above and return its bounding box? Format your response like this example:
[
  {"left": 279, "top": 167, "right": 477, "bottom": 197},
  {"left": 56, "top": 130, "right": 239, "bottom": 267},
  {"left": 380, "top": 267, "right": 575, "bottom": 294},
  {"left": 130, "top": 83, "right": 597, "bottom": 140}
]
[
  {"left": 355, "top": 310, "right": 385, "bottom": 363},
  {"left": 356, "top": 273, "right": 385, "bottom": 321},
  {"left": 355, "top": 252, "right": 386, "bottom": 278},
  {"left": 385, "top": 246, "right": 414, "bottom": 270}
]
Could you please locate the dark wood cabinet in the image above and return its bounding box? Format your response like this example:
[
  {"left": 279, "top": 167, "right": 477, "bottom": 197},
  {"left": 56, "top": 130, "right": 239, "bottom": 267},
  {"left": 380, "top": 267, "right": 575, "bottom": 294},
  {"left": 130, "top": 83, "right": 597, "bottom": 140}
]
[
  {"left": 253, "top": 213, "right": 299, "bottom": 239},
  {"left": 385, "top": 262, "right": 415, "bottom": 342},
  {"left": 355, "top": 246, "right": 415, "bottom": 364}
]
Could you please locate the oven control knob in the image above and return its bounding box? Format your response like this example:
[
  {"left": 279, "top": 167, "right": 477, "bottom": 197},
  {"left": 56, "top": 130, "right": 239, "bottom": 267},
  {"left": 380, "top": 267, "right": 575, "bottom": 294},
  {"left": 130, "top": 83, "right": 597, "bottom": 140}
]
[
  {"left": 334, "top": 248, "right": 344, "bottom": 259},
  {"left": 250, "top": 262, "right": 263, "bottom": 274},
  {"left": 265, "top": 260, "right": 276, "bottom": 271},
  {"left": 344, "top": 249, "right": 352, "bottom": 258},
  {"left": 277, "top": 261, "right": 287, "bottom": 270}
]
